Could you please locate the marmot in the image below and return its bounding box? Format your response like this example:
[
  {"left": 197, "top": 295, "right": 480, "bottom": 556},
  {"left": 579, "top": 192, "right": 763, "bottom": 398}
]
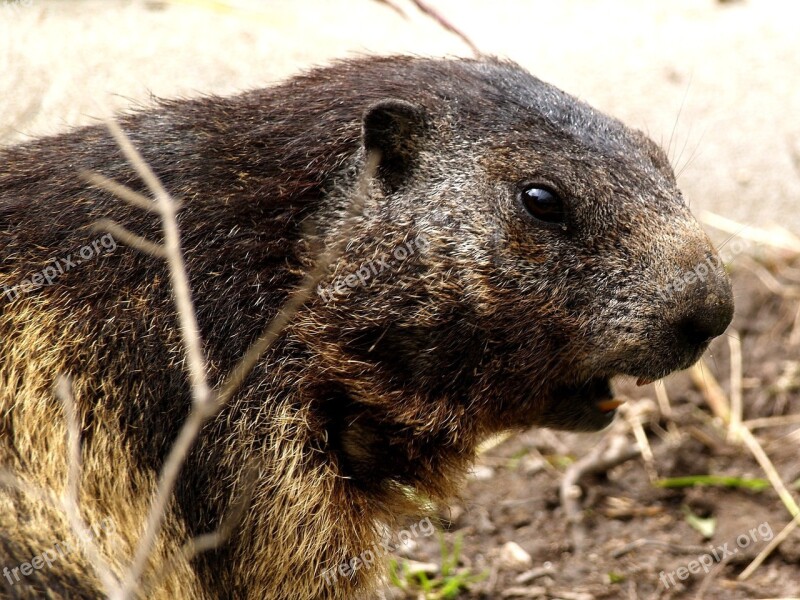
[{"left": 0, "top": 56, "right": 733, "bottom": 599}]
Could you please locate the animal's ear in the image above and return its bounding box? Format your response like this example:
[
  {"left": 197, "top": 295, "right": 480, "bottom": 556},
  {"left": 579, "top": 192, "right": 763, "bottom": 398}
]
[{"left": 362, "top": 99, "right": 427, "bottom": 190}]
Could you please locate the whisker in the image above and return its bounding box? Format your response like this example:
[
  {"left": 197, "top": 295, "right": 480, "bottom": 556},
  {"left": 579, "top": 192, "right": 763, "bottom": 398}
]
[
  {"left": 674, "top": 121, "right": 694, "bottom": 180},
  {"left": 667, "top": 73, "right": 693, "bottom": 165},
  {"left": 676, "top": 126, "right": 708, "bottom": 180}
]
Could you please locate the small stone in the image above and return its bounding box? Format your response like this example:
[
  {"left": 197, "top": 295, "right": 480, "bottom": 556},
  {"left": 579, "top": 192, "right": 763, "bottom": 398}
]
[
  {"left": 501, "top": 586, "right": 547, "bottom": 598},
  {"left": 499, "top": 541, "right": 533, "bottom": 569},
  {"left": 522, "top": 455, "right": 546, "bottom": 475},
  {"left": 515, "top": 565, "right": 552, "bottom": 584},
  {"left": 469, "top": 464, "right": 495, "bottom": 481},
  {"left": 403, "top": 559, "right": 438, "bottom": 577},
  {"left": 395, "top": 536, "right": 417, "bottom": 556}
]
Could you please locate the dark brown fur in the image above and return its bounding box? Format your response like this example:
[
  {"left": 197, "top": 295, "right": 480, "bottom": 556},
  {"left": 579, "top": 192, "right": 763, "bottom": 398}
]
[{"left": 0, "top": 56, "right": 733, "bottom": 598}]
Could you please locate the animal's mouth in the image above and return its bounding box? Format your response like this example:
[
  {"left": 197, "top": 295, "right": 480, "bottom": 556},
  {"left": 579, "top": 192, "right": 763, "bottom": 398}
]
[
  {"left": 548, "top": 373, "right": 657, "bottom": 431},
  {"left": 560, "top": 376, "right": 619, "bottom": 419}
]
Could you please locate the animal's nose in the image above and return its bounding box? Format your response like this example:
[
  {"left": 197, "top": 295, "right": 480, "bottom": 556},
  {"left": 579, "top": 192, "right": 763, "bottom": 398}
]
[
  {"left": 675, "top": 307, "right": 731, "bottom": 347},
  {"left": 671, "top": 259, "right": 734, "bottom": 349}
]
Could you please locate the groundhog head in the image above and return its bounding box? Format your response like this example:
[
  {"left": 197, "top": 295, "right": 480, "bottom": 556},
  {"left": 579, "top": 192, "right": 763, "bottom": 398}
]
[{"left": 314, "top": 57, "right": 733, "bottom": 438}]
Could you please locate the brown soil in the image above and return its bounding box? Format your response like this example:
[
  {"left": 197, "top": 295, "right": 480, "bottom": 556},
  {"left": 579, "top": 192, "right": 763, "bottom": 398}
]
[{"left": 391, "top": 256, "right": 800, "bottom": 598}]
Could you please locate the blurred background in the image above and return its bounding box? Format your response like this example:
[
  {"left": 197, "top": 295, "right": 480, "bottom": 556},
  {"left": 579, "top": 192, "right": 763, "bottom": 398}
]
[
  {"left": 2, "top": 0, "right": 799, "bottom": 232},
  {"left": 2, "top": 1, "right": 799, "bottom": 598}
]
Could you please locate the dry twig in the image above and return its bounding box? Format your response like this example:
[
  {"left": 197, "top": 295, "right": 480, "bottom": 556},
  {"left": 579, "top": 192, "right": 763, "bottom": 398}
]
[
  {"left": 739, "top": 515, "right": 800, "bottom": 581},
  {"left": 560, "top": 436, "right": 641, "bottom": 552},
  {"left": 728, "top": 330, "right": 743, "bottom": 441},
  {"left": 374, "top": 0, "right": 481, "bottom": 56},
  {"left": 689, "top": 359, "right": 730, "bottom": 422},
  {"left": 95, "top": 121, "right": 378, "bottom": 599},
  {"left": 56, "top": 376, "right": 120, "bottom": 595}
]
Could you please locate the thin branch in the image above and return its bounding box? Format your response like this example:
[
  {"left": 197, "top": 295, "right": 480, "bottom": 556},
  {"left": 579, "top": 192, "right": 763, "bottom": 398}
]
[
  {"left": 91, "top": 218, "right": 167, "bottom": 258},
  {"left": 55, "top": 375, "right": 120, "bottom": 595},
  {"left": 103, "top": 118, "right": 211, "bottom": 410},
  {"left": 214, "top": 150, "right": 379, "bottom": 408},
  {"left": 104, "top": 117, "right": 212, "bottom": 599},
  {"left": 411, "top": 0, "right": 480, "bottom": 56},
  {"left": 0, "top": 470, "right": 60, "bottom": 509},
  {"left": 140, "top": 461, "right": 260, "bottom": 597},
  {"left": 101, "top": 118, "right": 378, "bottom": 598},
  {"left": 560, "top": 436, "right": 641, "bottom": 553},
  {"left": 80, "top": 170, "right": 161, "bottom": 213},
  {"left": 373, "top": 0, "right": 407, "bottom": 18}
]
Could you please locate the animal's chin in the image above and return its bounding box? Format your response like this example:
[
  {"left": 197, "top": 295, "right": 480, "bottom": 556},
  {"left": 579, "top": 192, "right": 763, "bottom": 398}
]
[
  {"left": 542, "top": 376, "right": 620, "bottom": 432},
  {"left": 541, "top": 370, "right": 669, "bottom": 432},
  {"left": 538, "top": 342, "right": 714, "bottom": 432}
]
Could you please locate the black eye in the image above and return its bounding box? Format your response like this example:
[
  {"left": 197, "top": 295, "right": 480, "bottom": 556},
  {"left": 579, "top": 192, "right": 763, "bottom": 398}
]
[{"left": 519, "top": 185, "right": 566, "bottom": 224}]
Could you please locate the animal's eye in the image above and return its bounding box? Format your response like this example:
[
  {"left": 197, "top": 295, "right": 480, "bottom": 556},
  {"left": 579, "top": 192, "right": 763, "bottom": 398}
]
[{"left": 519, "top": 184, "right": 566, "bottom": 224}]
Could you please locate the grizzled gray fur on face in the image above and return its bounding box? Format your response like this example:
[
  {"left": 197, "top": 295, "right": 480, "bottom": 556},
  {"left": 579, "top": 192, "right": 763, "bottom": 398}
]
[{"left": 0, "top": 56, "right": 732, "bottom": 599}]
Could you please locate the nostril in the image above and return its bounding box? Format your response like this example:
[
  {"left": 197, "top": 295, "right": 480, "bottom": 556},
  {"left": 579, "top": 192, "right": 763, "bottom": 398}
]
[
  {"left": 677, "top": 316, "right": 716, "bottom": 347},
  {"left": 676, "top": 300, "right": 733, "bottom": 348}
]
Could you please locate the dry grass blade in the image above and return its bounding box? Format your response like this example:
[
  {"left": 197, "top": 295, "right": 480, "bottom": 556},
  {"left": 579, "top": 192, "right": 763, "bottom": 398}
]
[
  {"left": 689, "top": 359, "right": 730, "bottom": 422},
  {"left": 728, "top": 330, "right": 743, "bottom": 440},
  {"left": 790, "top": 303, "right": 800, "bottom": 346},
  {"left": 743, "top": 414, "right": 800, "bottom": 429},
  {"left": 738, "top": 426, "right": 800, "bottom": 519},
  {"left": 688, "top": 343, "right": 800, "bottom": 584},
  {"left": 624, "top": 405, "right": 657, "bottom": 483},
  {"left": 739, "top": 516, "right": 800, "bottom": 581},
  {"left": 654, "top": 382, "right": 672, "bottom": 419},
  {"left": 610, "top": 538, "right": 709, "bottom": 558},
  {"left": 699, "top": 210, "right": 800, "bottom": 253},
  {"left": 740, "top": 255, "right": 800, "bottom": 298},
  {"left": 733, "top": 425, "right": 800, "bottom": 583}
]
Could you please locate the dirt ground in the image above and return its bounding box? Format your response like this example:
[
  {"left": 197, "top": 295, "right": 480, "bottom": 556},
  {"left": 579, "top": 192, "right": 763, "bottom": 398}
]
[
  {"left": 2, "top": 1, "right": 800, "bottom": 598},
  {"left": 390, "top": 254, "right": 800, "bottom": 599}
]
